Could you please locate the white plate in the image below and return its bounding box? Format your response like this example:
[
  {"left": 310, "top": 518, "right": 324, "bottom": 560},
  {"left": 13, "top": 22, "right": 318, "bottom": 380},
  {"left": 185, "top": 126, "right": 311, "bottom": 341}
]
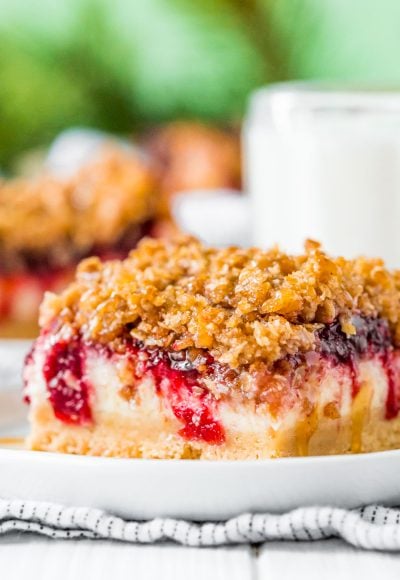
[{"left": 2, "top": 384, "right": 400, "bottom": 520}]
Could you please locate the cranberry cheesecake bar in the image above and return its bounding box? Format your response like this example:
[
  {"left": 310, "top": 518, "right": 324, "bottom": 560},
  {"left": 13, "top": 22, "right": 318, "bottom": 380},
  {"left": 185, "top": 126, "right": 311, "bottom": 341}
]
[
  {"left": 0, "top": 147, "right": 155, "bottom": 336},
  {"left": 24, "top": 237, "right": 400, "bottom": 459}
]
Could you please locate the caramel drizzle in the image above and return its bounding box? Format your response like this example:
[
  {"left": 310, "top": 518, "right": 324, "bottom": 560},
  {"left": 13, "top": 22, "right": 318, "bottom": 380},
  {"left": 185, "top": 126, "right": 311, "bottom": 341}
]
[
  {"left": 295, "top": 406, "right": 319, "bottom": 457},
  {"left": 0, "top": 437, "right": 24, "bottom": 447},
  {"left": 350, "top": 381, "right": 372, "bottom": 453}
]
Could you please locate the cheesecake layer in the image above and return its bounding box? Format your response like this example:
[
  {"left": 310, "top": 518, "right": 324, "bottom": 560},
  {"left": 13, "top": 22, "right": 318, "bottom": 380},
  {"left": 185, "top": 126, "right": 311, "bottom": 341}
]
[{"left": 24, "top": 326, "right": 400, "bottom": 459}]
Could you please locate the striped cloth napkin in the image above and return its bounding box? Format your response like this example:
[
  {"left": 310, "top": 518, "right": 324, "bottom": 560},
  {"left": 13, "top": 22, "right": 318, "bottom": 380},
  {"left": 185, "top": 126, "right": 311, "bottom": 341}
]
[{"left": 2, "top": 500, "right": 400, "bottom": 551}]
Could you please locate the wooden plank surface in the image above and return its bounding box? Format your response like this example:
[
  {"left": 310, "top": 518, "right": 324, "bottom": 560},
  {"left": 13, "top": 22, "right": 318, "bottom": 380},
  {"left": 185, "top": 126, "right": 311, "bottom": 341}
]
[
  {"left": 257, "top": 540, "right": 400, "bottom": 579},
  {"left": 2, "top": 536, "right": 400, "bottom": 580},
  {"left": 0, "top": 536, "right": 255, "bottom": 580}
]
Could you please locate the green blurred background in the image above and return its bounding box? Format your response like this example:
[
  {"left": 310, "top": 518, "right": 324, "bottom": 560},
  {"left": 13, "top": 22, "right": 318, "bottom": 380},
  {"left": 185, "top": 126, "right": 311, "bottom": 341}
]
[{"left": 1, "top": 0, "right": 400, "bottom": 166}]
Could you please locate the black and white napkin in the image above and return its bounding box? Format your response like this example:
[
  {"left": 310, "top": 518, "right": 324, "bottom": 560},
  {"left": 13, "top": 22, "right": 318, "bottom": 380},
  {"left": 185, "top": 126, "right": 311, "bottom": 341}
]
[{"left": 2, "top": 500, "right": 400, "bottom": 551}]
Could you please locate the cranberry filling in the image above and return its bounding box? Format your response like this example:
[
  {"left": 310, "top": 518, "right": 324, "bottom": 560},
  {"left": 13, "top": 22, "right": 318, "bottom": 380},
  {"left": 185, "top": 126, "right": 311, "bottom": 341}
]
[
  {"left": 124, "top": 344, "right": 225, "bottom": 444},
  {"left": 317, "top": 316, "right": 392, "bottom": 362},
  {"left": 144, "top": 354, "right": 225, "bottom": 444},
  {"left": 36, "top": 335, "right": 225, "bottom": 444},
  {"left": 382, "top": 351, "right": 398, "bottom": 419},
  {"left": 317, "top": 315, "right": 399, "bottom": 417},
  {"left": 42, "top": 339, "right": 92, "bottom": 426},
  {"left": 0, "top": 270, "right": 72, "bottom": 322},
  {"left": 0, "top": 221, "right": 154, "bottom": 278}
]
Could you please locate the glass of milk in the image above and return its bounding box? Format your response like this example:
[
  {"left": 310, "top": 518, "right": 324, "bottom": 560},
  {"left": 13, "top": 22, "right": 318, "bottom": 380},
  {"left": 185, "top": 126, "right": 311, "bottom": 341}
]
[{"left": 244, "top": 83, "right": 400, "bottom": 267}]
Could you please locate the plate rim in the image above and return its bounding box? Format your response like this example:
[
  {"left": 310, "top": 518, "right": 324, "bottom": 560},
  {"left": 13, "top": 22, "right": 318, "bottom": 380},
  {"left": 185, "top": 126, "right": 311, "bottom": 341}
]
[{"left": 1, "top": 444, "right": 400, "bottom": 467}]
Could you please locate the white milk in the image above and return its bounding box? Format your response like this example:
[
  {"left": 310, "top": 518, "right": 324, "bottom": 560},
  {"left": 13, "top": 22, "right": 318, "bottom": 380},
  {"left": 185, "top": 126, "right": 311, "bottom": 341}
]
[{"left": 244, "top": 84, "right": 400, "bottom": 267}]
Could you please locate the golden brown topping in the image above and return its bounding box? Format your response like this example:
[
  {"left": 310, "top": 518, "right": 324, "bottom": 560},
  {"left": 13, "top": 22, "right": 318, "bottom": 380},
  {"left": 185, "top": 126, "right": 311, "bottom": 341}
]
[
  {"left": 0, "top": 146, "right": 156, "bottom": 255},
  {"left": 40, "top": 236, "right": 400, "bottom": 368}
]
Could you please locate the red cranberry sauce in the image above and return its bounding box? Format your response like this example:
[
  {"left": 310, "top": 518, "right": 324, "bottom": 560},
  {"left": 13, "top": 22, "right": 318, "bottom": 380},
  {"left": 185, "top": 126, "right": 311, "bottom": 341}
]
[
  {"left": 0, "top": 221, "right": 154, "bottom": 278},
  {"left": 317, "top": 316, "right": 392, "bottom": 361},
  {"left": 0, "top": 271, "right": 67, "bottom": 320},
  {"left": 317, "top": 315, "right": 399, "bottom": 419},
  {"left": 42, "top": 338, "right": 92, "bottom": 426},
  {"left": 382, "top": 351, "right": 400, "bottom": 420},
  {"left": 30, "top": 332, "right": 225, "bottom": 443},
  {"left": 93, "top": 219, "right": 154, "bottom": 261},
  {"left": 131, "top": 345, "right": 225, "bottom": 444}
]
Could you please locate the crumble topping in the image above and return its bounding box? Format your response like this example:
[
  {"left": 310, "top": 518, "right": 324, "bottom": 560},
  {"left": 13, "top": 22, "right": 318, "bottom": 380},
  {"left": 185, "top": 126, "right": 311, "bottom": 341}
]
[
  {"left": 0, "top": 146, "right": 156, "bottom": 258},
  {"left": 40, "top": 236, "right": 400, "bottom": 368}
]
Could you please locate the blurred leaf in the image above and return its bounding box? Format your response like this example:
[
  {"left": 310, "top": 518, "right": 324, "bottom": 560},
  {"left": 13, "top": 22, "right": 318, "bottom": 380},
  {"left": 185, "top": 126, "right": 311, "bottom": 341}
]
[
  {"left": 53, "top": 0, "right": 139, "bottom": 133},
  {"left": 0, "top": 36, "right": 95, "bottom": 165},
  {"left": 108, "top": 0, "right": 268, "bottom": 121},
  {"left": 5, "top": 0, "right": 400, "bottom": 165}
]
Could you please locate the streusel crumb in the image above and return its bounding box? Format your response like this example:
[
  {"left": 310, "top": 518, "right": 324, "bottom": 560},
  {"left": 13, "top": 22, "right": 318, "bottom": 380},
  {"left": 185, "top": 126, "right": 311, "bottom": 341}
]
[
  {"left": 40, "top": 236, "right": 400, "bottom": 368},
  {"left": 0, "top": 146, "right": 155, "bottom": 254}
]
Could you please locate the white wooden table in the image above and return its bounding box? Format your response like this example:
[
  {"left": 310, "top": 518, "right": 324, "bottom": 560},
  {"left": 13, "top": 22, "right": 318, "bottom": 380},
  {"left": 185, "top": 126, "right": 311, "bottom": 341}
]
[{"left": 1, "top": 536, "right": 400, "bottom": 579}]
